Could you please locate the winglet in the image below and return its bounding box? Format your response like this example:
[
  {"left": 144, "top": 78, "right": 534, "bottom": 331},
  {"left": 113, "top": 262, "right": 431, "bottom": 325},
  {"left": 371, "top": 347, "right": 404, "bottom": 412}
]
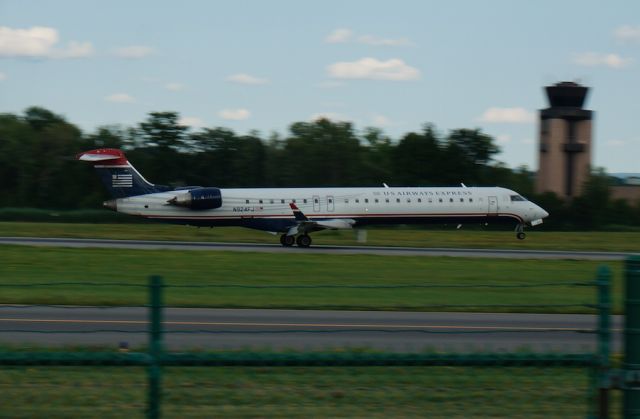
[{"left": 289, "top": 202, "right": 309, "bottom": 221}]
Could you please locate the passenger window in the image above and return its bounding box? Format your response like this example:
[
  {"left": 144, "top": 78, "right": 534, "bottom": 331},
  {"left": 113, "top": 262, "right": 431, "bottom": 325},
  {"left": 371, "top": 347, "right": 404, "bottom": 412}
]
[
  {"left": 355, "top": 199, "right": 360, "bottom": 203},
  {"left": 270, "top": 199, "right": 274, "bottom": 204},
  {"left": 328, "top": 198, "right": 333, "bottom": 203},
  {"left": 385, "top": 198, "right": 390, "bottom": 203},
  {"left": 344, "top": 199, "right": 349, "bottom": 204},
  {"left": 439, "top": 198, "right": 443, "bottom": 203},
  {"left": 364, "top": 198, "right": 369, "bottom": 203},
  {"left": 245, "top": 199, "right": 250, "bottom": 204},
  {"left": 428, "top": 198, "right": 433, "bottom": 203},
  {"left": 303, "top": 199, "right": 307, "bottom": 204},
  {"left": 418, "top": 198, "right": 422, "bottom": 203},
  {"left": 314, "top": 199, "right": 319, "bottom": 204},
  {"left": 460, "top": 198, "right": 464, "bottom": 203},
  {"left": 449, "top": 198, "right": 454, "bottom": 203},
  {"left": 396, "top": 198, "right": 401, "bottom": 203},
  {"left": 281, "top": 199, "right": 285, "bottom": 204},
  {"left": 407, "top": 198, "right": 411, "bottom": 203},
  {"left": 259, "top": 199, "right": 263, "bottom": 204},
  {"left": 374, "top": 198, "right": 379, "bottom": 203},
  {"left": 469, "top": 198, "right": 473, "bottom": 203},
  {"left": 292, "top": 199, "right": 296, "bottom": 203}
]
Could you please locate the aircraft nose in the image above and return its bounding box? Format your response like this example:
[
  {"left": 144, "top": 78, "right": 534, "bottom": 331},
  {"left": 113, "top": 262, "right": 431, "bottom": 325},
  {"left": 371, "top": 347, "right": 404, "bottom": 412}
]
[{"left": 540, "top": 208, "right": 549, "bottom": 219}]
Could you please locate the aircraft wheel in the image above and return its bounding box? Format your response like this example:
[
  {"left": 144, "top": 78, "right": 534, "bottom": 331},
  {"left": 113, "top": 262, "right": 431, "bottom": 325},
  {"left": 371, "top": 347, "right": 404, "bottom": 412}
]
[
  {"left": 296, "top": 234, "right": 312, "bottom": 248},
  {"left": 280, "top": 234, "right": 295, "bottom": 247},
  {"left": 516, "top": 232, "right": 526, "bottom": 240}
]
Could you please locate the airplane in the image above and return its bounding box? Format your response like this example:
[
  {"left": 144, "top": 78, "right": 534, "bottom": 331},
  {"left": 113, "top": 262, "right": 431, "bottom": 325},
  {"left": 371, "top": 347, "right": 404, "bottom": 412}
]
[{"left": 77, "top": 148, "right": 549, "bottom": 247}]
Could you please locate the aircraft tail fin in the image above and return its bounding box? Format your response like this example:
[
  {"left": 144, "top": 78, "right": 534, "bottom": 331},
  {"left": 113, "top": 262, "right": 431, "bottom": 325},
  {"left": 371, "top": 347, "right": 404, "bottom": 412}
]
[{"left": 76, "top": 148, "right": 162, "bottom": 198}]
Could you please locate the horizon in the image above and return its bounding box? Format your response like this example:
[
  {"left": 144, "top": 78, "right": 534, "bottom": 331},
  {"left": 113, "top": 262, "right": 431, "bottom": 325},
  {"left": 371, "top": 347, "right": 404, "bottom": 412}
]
[{"left": 1, "top": 1, "right": 639, "bottom": 172}]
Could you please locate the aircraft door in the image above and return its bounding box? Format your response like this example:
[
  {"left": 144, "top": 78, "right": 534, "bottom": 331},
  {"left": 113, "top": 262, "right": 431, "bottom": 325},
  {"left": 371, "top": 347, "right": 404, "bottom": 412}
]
[
  {"left": 313, "top": 195, "right": 320, "bottom": 212},
  {"left": 488, "top": 196, "right": 498, "bottom": 214},
  {"left": 327, "top": 195, "right": 335, "bottom": 212}
]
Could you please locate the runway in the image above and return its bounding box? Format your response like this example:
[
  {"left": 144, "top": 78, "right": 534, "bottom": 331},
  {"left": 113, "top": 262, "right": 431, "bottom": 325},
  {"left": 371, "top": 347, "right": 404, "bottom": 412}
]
[
  {"left": 0, "top": 237, "right": 633, "bottom": 260},
  {"left": 0, "top": 306, "right": 622, "bottom": 352}
]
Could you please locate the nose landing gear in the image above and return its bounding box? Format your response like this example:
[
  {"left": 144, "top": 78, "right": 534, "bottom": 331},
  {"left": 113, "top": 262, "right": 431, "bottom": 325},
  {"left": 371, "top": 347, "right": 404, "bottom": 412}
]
[{"left": 515, "top": 224, "right": 526, "bottom": 240}]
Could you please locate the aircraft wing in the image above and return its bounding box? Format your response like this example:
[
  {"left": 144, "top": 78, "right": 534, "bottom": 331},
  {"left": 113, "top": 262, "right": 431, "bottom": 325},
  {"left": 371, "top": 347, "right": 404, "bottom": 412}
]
[{"left": 287, "top": 203, "right": 355, "bottom": 235}]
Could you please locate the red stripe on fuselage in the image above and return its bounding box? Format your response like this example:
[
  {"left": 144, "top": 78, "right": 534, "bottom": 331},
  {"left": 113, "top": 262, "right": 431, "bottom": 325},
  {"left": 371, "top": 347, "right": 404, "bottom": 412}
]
[{"left": 144, "top": 212, "right": 525, "bottom": 223}]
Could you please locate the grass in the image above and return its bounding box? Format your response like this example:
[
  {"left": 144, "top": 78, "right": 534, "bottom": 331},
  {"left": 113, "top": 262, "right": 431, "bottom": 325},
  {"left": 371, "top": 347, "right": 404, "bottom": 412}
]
[
  {"left": 0, "top": 245, "right": 622, "bottom": 313},
  {"left": 0, "top": 365, "right": 597, "bottom": 418},
  {"left": 2, "top": 221, "right": 640, "bottom": 252}
]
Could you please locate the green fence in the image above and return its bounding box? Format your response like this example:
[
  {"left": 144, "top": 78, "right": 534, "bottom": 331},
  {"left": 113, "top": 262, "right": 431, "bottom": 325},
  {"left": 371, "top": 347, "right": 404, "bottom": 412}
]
[{"left": 1, "top": 257, "right": 639, "bottom": 418}]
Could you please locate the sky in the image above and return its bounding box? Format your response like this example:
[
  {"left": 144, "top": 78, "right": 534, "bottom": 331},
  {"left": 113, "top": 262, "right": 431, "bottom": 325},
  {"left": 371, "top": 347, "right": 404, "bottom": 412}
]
[{"left": 1, "top": 0, "right": 639, "bottom": 172}]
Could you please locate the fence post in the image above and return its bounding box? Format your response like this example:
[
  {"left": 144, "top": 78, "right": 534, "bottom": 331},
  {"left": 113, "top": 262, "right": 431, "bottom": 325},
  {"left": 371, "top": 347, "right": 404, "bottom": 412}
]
[
  {"left": 624, "top": 256, "right": 640, "bottom": 419},
  {"left": 597, "top": 265, "right": 611, "bottom": 419},
  {"left": 147, "top": 275, "right": 164, "bottom": 419}
]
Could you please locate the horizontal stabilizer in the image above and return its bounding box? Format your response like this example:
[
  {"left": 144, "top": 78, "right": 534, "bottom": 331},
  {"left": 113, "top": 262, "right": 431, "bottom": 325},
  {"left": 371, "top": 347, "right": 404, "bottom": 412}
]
[{"left": 76, "top": 149, "right": 128, "bottom": 165}]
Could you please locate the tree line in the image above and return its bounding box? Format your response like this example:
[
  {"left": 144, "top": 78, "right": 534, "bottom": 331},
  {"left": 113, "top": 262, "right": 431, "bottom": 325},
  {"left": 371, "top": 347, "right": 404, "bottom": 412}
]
[{"left": 1, "top": 107, "right": 638, "bottom": 229}]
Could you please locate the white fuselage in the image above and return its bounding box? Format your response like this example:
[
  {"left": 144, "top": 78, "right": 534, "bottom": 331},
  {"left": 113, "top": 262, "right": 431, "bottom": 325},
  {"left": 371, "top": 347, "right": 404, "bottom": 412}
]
[{"left": 112, "top": 186, "right": 548, "bottom": 232}]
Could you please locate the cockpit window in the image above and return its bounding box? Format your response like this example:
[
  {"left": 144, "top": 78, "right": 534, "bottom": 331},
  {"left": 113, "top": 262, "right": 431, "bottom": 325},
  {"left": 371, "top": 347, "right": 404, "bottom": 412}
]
[{"left": 510, "top": 195, "right": 527, "bottom": 202}]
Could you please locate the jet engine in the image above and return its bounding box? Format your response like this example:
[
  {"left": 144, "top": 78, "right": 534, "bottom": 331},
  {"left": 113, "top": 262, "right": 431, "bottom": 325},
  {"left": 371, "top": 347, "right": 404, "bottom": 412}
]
[{"left": 167, "top": 187, "right": 222, "bottom": 210}]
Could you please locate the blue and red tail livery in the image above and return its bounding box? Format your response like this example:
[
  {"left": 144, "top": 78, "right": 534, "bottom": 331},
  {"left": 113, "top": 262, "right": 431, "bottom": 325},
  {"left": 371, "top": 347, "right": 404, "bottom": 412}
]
[{"left": 77, "top": 149, "right": 164, "bottom": 198}]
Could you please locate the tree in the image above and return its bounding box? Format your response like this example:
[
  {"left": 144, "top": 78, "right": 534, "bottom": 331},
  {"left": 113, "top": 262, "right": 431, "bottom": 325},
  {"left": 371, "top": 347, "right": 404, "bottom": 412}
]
[
  {"left": 24, "top": 106, "right": 66, "bottom": 131},
  {"left": 570, "top": 168, "right": 612, "bottom": 229},
  {"left": 282, "top": 119, "right": 364, "bottom": 186},
  {"left": 442, "top": 128, "right": 500, "bottom": 184},
  {"left": 393, "top": 124, "right": 442, "bottom": 185},
  {"left": 138, "top": 112, "right": 187, "bottom": 150}
]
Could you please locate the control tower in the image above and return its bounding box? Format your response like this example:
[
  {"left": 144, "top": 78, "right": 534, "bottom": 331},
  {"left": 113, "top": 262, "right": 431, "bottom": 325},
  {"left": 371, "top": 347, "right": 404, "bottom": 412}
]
[{"left": 536, "top": 82, "right": 593, "bottom": 199}]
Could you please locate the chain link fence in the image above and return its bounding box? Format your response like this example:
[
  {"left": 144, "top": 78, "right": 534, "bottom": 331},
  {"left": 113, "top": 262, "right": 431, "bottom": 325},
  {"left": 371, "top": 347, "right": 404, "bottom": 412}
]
[{"left": 1, "top": 257, "right": 638, "bottom": 418}]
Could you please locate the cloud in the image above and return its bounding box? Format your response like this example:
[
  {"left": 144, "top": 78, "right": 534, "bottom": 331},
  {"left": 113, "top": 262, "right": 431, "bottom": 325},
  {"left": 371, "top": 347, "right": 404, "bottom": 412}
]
[
  {"left": 317, "top": 80, "right": 345, "bottom": 88},
  {"left": 477, "top": 107, "right": 535, "bottom": 123},
  {"left": 227, "top": 73, "right": 268, "bottom": 85},
  {"left": 178, "top": 116, "right": 204, "bottom": 127},
  {"left": 164, "top": 82, "right": 184, "bottom": 91},
  {"left": 0, "top": 72, "right": 6, "bottom": 81},
  {"left": 573, "top": 52, "right": 630, "bottom": 68},
  {"left": 325, "top": 28, "right": 411, "bottom": 46},
  {"left": 496, "top": 134, "right": 511, "bottom": 144},
  {"left": 605, "top": 139, "right": 627, "bottom": 147},
  {"left": 218, "top": 108, "right": 250, "bottom": 120},
  {"left": 105, "top": 93, "right": 135, "bottom": 103},
  {"left": 614, "top": 25, "right": 640, "bottom": 42},
  {"left": 0, "top": 26, "right": 93, "bottom": 58},
  {"left": 521, "top": 138, "right": 534, "bottom": 145},
  {"left": 113, "top": 45, "right": 155, "bottom": 59},
  {"left": 327, "top": 58, "right": 420, "bottom": 81},
  {"left": 371, "top": 114, "right": 391, "bottom": 127},
  {"left": 325, "top": 28, "right": 352, "bottom": 43},
  {"left": 357, "top": 35, "right": 411, "bottom": 46}
]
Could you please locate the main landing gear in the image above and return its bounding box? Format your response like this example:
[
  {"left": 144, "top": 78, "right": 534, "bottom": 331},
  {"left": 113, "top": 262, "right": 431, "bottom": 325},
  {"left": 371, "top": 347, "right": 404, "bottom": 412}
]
[
  {"left": 280, "top": 234, "right": 312, "bottom": 248},
  {"left": 515, "top": 224, "right": 526, "bottom": 240}
]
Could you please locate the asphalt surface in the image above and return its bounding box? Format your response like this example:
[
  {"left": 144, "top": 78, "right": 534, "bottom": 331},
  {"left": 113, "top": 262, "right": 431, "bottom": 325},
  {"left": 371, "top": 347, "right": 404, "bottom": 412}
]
[
  {"left": 0, "top": 307, "right": 622, "bottom": 352},
  {"left": 0, "top": 236, "right": 634, "bottom": 259},
  {"left": 0, "top": 237, "right": 627, "bottom": 353}
]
